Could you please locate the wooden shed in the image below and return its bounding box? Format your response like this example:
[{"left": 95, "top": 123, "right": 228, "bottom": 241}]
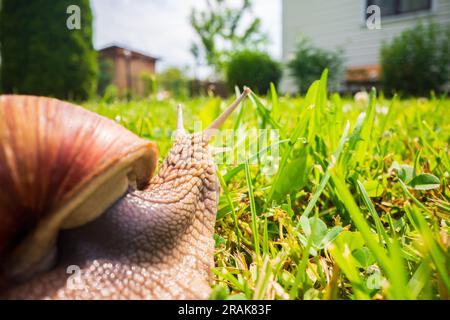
[{"left": 98, "top": 45, "right": 158, "bottom": 96}]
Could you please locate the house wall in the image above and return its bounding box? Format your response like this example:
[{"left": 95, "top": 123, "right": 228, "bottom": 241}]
[
  {"left": 99, "top": 48, "right": 156, "bottom": 96},
  {"left": 281, "top": 0, "right": 450, "bottom": 93},
  {"left": 129, "top": 57, "right": 155, "bottom": 96},
  {"left": 112, "top": 56, "right": 127, "bottom": 94}
]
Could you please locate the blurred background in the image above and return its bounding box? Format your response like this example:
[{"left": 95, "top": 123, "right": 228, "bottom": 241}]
[{"left": 0, "top": 0, "right": 449, "bottom": 100}]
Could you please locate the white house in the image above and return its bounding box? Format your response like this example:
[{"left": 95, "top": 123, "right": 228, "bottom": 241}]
[{"left": 281, "top": 0, "right": 450, "bottom": 93}]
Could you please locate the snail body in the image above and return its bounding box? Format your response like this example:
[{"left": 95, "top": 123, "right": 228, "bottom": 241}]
[{"left": 0, "top": 89, "right": 249, "bottom": 299}]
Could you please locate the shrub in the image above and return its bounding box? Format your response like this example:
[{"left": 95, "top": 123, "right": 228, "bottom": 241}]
[
  {"left": 287, "top": 39, "right": 344, "bottom": 94},
  {"left": 101, "top": 84, "right": 119, "bottom": 103},
  {"left": 381, "top": 22, "right": 450, "bottom": 96},
  {"left": 226, "top": 50, "right": 282, "bottom": 94},
  {"left": 0, "top": 0, "right": 98, "bottom": 100},
  {"left": 157, "top": 67, "right": 189, "bottom": 98},
  {"left": 140, "top": 72, "right": 156, "bottom": 97},
  {"left": 98, "top": 57, "right": 115, "bottom": 96}
]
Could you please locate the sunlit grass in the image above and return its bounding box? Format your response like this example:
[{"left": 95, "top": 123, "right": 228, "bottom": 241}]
[{"left": 84, "top": 72, "right": 450, "bottom": 300}]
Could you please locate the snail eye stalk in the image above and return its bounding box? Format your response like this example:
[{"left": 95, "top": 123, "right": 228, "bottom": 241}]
[{"left": 206, "top": 86, "right": 251, "bottom": 131}]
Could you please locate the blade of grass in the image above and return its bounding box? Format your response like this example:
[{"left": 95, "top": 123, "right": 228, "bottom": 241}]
[
  {"left": 289, "top": 214, "right": 317, "bottom": 299},
  {"left": 300, "top": 121, "right": 350, "bottom": 220},
  {"left": 262, "top": 217, "right": 269, "bottom": 256},
  {"left": 270, "top": 82, "right": 279, "bottom": 121},
  {"left": 253, "top": 256, "right": 272, "bottom": 300},
  {"left": 266, "top": 106, "right": 310, "bottom": 204},
  {"left": 405, "top": 205, "right": 450, "bottom": 292},
  {"left": 398, "top": 179, "right": 433, "bottom": 215},
  {"left": 217, "top": 170, "right": 242, "bottom": 246},
  {"left": 244, "top": 159, "right": 260, "bottom": 259},
  {"left": 315, "top": 68, "right": 328, "bottom": 130},
  {"left": 248, "top": 92, "right": 282, "bottom": 130},
  {"left": 223, "top": 138, "right": 290, "bottom": 183},
  {"left": 356, "top": 180, "right": 390, "bottom": 245},
  {"left": 354, "top": 88, "right": 376, "bottom": 165},
  {"left": 330, "top": 168, "right": 411, "bottom": 299},
  {"left": 407, "top": 259, "right": 432, "bottom": 299},
  {"left": 327, "top": 242, "right": 370, "bottom": 299}
]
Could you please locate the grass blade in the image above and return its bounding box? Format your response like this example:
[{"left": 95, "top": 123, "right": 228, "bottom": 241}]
[{"left": 244, "top": 160, "right": 260, "bottom": 259}]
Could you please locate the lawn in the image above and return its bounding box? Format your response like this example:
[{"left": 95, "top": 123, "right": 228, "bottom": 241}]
[{"left": 84, "top": 74, "right": 450, "bottom": 300}]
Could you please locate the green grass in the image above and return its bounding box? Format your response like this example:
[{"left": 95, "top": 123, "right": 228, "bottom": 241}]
[{"left": 84, "top": 74, "right": 450, "bottom": 300}]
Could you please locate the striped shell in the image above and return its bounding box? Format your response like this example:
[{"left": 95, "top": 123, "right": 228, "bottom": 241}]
[{"left": 0, "top": 95, "right": 158, "bottom": 277}]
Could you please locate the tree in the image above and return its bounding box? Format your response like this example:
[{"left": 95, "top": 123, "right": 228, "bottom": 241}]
[
  {"left": 157, "top": 67, "right": 189, "bottom": 98},
  {"left": 190, "top": 0, "right": 267, "bottom": 77},
  {"left": 0, "top": 0, "right": 98, "bottom": 100},
  {"left": 97, "top": 57, "right": 115, "bottom": 96},
  {"left": 381, "top": 22, "right": 450, "bottom": 96},
  {"left": 287, "top": 39, "right": 344, "bottom": 94},
  {"left": 226, "top": 50, "right": 281, "bottom": 94}
]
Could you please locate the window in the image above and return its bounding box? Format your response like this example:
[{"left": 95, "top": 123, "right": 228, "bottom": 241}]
[{"left": 366, "top": 0, "right": 432, "bottom": 18}]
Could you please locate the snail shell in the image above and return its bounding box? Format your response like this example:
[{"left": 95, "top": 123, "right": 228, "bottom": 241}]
[{"left": 0, "top": 95, "right": 158, "bottom": 279}]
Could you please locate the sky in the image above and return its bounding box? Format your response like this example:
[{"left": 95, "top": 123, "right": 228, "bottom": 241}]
[{"left": 91, "top": 0, "right": 281, "bottom": 78}]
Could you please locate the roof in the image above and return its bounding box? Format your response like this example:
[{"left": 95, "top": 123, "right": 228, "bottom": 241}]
[{"left": 98, "top": 44, "right": 159, "bottom": 62}]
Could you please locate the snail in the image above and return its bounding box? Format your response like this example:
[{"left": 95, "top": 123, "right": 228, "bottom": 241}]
[{"left": 0, "top": 87, "right": 250, "bottom": 299}]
